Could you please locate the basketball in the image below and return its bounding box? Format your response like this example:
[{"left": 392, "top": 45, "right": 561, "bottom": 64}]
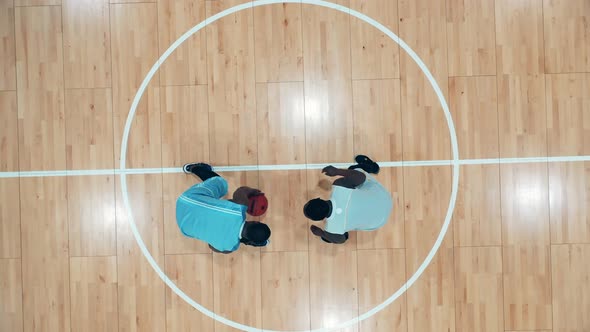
[{"left": 247, "top": 193, "right": 268, "bottom": 216}]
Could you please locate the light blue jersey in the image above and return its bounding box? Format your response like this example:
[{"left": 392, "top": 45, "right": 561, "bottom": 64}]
[
  {"left": 176, "top": 177, "right": 246, "bottom": 252},
  {"left": 325, "top": 172, "right": 393, "bottom": 235}
]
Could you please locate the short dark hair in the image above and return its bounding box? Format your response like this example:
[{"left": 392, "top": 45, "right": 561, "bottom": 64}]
[
  {"left": 242, "top": 222, "right": 271, "bottom": 245},
  {"left": 303, "top": 198, "right": 331, "bottom": 221}
]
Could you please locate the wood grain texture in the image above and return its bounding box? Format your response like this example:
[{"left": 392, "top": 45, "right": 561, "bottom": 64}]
[
  {"left": 399, "top": 0, "right": 450, "bottom": 161},
  {"left": 350, "top": 0, "right": 399, "bottom": 80},
  {"left": 111, "top": 3, "right": 162, "bottom": 168},
  {"left": 449, "top": 76, "right": 499, "bottom": 159},
  {"left": 20, "top": 177, "right": 70, "bottom": 332},
  {"left": 0, "top": 178, "right": 20, "bottom": 258},
  {"left": 67, "top": 175, "right": 116, "bottom": 257},
  {"left": 503, "top": 244, "right": 552, "bottom": 330},
  {"left": 304, "top": 79, "right": 354, "bottom": 163},
  {"left": 403, "top": 166, "right": 455, "bottom": 332},
  {"left": 309, "top": 247, "right": 359, "bottom": 332},
  {"left": 115, "top": 174, "right": 166, "bottom": 332},
  {"left": 116, "top": 174, "right": 164, "bottom": 258},
  {"left": 165, "top": 254, "right": 214, "bottom": 332},
  {"left": 63, "top": 0, "right": 111, "bottom": 88},
  {"left": 498, "top": 74, "right": 547, "bottom": 158},
  {"left": 70, "top": 256, "right": 118, "bottom": 332},
  {"left": 545, "top": 73, "right": 590, "bottom": 157},
  {"left": 254, "top": 2, "right": 304, "bottom": 82},
  {"left": 543, "top": 0, "right": 590, "bottom": 73},
  {"left": 0, "top": 91, "right": 18, "bottom": 171},
  {"left": 0, "top": 0, "right": 15, "bottom": 90},
  {"left": 157, "top": 0, "right": 207, "bottom": 86},
  {"left": 160, "top": 85, "right": 210, "bottom": 167},
  {"left": 259, "top": 171, "right": 309, "bottom": 252},
  {"left": 4, "top": 1, "right": 590, "bottom": 331},
  {"left": 15, "top": 0, "right": 60, "bottom": 5},
  {"left": 352, "top": 79, "right": 402, "bottom": 162},
  {"left": 0, "top": 258, "right": 23, "bottom": 332},
  {"left": 453, "top": 164, "right": 502, "bottom": 247},
  {"left": 261, "top": 252, "right": 310, "bottom": 331},
  {"left": 65, "top": 88, "right": 114, "bottom": 170},
  {"left": 446, "top": 0, "right": 496, "bottom": 76},
  {"left": 17, "top": 89, "right": 66, "bottom": 171},
  {"left": 548, "top": 162, "right": 590, "bottom": 244},
  {"left": 358, "top": 249, "right": 407, "bottom": 332},
  {"left": 15, "top": 6, "right": 63, "bottom": 90},
  {"left": 501, "top": 164, "right": 552, "bottom": 330},
  {"left": 302, "top": 0, "right": 351, "bottom": 81},
  {"left": 501, "top": 163, "right": 550, "bottom": 245},
  {"left": 551, "top": 244, "right": 590, "bottom": 332},
  {"left": 213, "top": 250, "right": 263, "bottom": 332},
  {"left": 256, "top": 82, "right": 306, "bottom": 165},
  {"left": 117, "top": 254, "right": 166, "bottom": 332},
  {"left": 15, "top": 6, "right": 66, "bottom": 171},
  {"left": 454, "top": 246, "right": 503, "bottom": 332},
  {"left": 495, "top": 0, "right": 544, "bottom": 75},
  {"left": 206, "top": 0, "right": 257, "bottom": 166}
]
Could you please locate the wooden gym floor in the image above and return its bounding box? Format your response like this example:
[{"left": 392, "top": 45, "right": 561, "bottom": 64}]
[{"left": 1, "top": 0, "right": 589, "bottom": 331}]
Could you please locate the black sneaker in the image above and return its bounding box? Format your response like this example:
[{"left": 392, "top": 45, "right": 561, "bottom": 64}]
[
  {"left": 354, "top": 155, "right": 380, "bottom": 174},
  {"left": 183, "top": 162, "right": 213, "bottom": 174},
  {"left": 355, "top": 155, "right": 374, "bottom": 164}
]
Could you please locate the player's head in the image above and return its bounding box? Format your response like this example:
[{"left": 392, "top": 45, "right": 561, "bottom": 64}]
[
  {"left": 241, "top": 222, "right": 271, "bottom": 247},
  {"left": 303, "top": 198, "right": 332, "bottom": 221}
]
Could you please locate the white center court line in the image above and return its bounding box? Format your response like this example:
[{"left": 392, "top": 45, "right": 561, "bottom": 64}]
[{"left": 2, "top": 155, "right": 589, "bottom": 178}]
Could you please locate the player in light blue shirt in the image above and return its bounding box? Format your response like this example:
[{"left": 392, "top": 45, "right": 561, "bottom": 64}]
[
  {"left": 303, "top": 155, "right": 393, "bottom": 244},
  {"left": 176, "top": 162, "right": 271, "bottom": 253}
]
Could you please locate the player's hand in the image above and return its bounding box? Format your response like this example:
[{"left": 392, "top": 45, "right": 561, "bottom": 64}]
[
  {"left": 232, "top": 186, "right": 260, "bottom": 205},
  {"left": 247, "top": 188, "right": 262, "bottom": 197},
  {"left": 322, "top": 165, "right": 340, "bottom": 177},
  {"left": 310, "top": 225, "right": 324, "bottom": 237}
]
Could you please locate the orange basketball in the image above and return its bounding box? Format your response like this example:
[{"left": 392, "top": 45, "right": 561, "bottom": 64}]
[{"left": 247, "top": 193, "right": 268, "bottom": 216}]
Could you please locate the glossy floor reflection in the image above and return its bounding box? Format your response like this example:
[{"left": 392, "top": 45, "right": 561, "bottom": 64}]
[{"left": 1, "top": 0, "right": 590, "bottom": 331}]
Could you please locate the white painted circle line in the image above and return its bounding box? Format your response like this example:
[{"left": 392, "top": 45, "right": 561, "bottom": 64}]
[{"left": 119, "top": 1, "right": 460, "bottom": 331}]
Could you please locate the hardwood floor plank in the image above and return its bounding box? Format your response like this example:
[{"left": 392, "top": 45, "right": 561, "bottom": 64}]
[
  {"left": 261, "top": 251, "right": 310, "bottom": 330},
  {"left": 254, "top": 2, "right": 304, "bottom": 82},
  {"left": 0, "top": 91, "right": 18, "bottom": 171},
  {"left": 543, "top": 0, "right": 590, "bottom": 73},
  {"left": 63, "top": 0, "right": 111, "bottom": 88},
  {"left": 446, "top": 0, "right": 496, "bottom": 76},
  {"left": 157, "top": 0, "right": 207, "bottom": 86},
  {"left": 165, "top": 254, "right": 214, "bottom": 332},
  {"left": 0, "top": 258, "right": 23, "bottom": 332},
  {"left": 20, "top": 177, "right": 70, "bottom": 332},
  {"left": 551, "top": 244, "right": 590, "bottom": 332},
  {"left": 350, "top": 0, "right": 400, "bottom": 80},
  {"left": 111, "top": 3, "right": 162, "bottom": 168},
  {"left": 0, "top": 0, "right": 16, "bottom": 90},
  {"left": 70, "top": 256, "right": 118, "bottom": 332},
  {"left": 0, "top": 178, "right": 20, "bottom": 258},
  {"left": 454, "top": 246, "right": 504, "bottom": 332}
]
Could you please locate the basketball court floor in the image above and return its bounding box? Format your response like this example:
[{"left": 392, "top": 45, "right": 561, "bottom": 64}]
[{"left": 1, "top": 0, "right": 589, "bottom": 331}]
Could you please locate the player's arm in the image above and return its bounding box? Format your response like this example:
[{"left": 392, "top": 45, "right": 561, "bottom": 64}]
[
  {"left": 322, "top": 166, "right": 366, "bottom": 188},
  {"left": 230, "top": 186, "right": 261, "bottom": 206},
  {"left": 185, "top": 176, "right": 228, "bottom": 200},
  {"left": 310, "top": 225, "right": 348, "bottom": 244}
]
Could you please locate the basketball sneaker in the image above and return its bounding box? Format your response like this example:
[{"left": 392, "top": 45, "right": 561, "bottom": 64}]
[
  {"left": 182, "top": 162, "right": 213, "bottom": 174},
  {"left": 354, "top": 155, "right": 380, "bottom": 174}
]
